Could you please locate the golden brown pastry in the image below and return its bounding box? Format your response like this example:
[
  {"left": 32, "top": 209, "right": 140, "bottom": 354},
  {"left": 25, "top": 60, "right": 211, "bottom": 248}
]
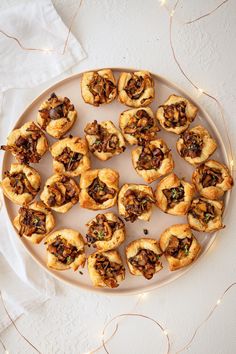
[
  {"left": 84, "top": 120, "right": 125, "bottom": 161},
  {"left": 118, "top": 184, "right": 155, "bottom": 222},
  {"left": 187, "top": 197, "right": 224, "bottom": 232},
  {"left": 37, "top": 92, "right": 77, "bottom": 138},
  {"left": 1, "top": 163, "right": 41, "bottom": 205},
  {"left": 86, "top": 213, "right": 125, "bottom": 251},
  {"left": 155, "top": 173, "right": 195, "bottom": 215},
  {"left": 13, "top": 201, "right": 55, "bottom": 244},
  {"left": 81, "top": 69, "right": 117, "bottom": 106},
  {"left": 192, "top": 160, "right": 233, "bottom": 200},
  {"left": 119, "top": 107, "right": 159, "bottom": 145},
  {"left": 40, "top": 174, "right": 80, "bottom": 213},
  {"left": 45, "top": 229, "right": 86, "bottom": 271},
  {"left": 132, "top": 139, "right": 174, "bottom": 183},
  {"left": 156, "top": 94, "right": 198, "bottom": 134},
  {"left": 87, "top": 250, "right": 125, "bottom": 288},
  {"left": 1, "top": 122, "right": 48, "bottom": 164},
  {"left": 159, "top": 224, "right": 201, "bottom": 271},
  {"left": 176, "top": 125, "right": 217, "bottom": 165},
  {"left": 50, "top": 136, "right": 90, "bottom": 177},
  {"left": 126, "top": 238, "right": 162, "bottom": 279},
  {"left": 79, "top": 168, "right": 119, "bottom": 210},
  {"left": 118, "top": 71, "right": 154, "bottom": 107}
]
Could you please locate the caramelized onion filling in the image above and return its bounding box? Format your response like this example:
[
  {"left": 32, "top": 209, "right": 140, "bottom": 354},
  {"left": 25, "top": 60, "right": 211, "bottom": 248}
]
[
  {"left": 161, "top": 101, "right": 187, "bottom": 128},
  {"left": 47, "top": 176, "right": 79, "bottom": 207},
  {"left": 180, "top": 131, "right": 203, "bottom": 158},
  {"left": 166, "top": 236, "right": 192, "bottom": 259},
  {"left": 19, "top": 207, "right": 46, "bottom": 237},
  {"left": 200, "top": 166, "right": 223, "bottom": 188},
  {"left": 55, "top": 147, "right": 83, "bottom": 171},
  {"left": 88, "top": 178, "right": 116, "bottom": 204},
  {"left": 94, "top": 253, "right": 125, "bottom": 288},
  {"left": 189, "top": 199, "right": 215, "bottom": 224},
  {"left": 47, "top": 236, "right": 80, "bottom": 264},
  {"left": 129, "top": 249, "right": 161, "bottom": 279},
  {"left": 88, "top": 73, "right": 116, "bottom": 106},
  {"left": 123, "top": 189, "right": 155, "bottom": 222},
  {"left": 137, "top": 145, "right": 164, "bottom": 170},
  {"left": 163, "top": 185, "right": 185, "bottom": 208}
]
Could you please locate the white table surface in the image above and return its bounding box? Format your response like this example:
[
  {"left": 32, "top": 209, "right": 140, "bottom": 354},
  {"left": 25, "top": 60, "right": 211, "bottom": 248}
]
[{"left": 1, "top": 0, "right": 236, "bottom": 353}]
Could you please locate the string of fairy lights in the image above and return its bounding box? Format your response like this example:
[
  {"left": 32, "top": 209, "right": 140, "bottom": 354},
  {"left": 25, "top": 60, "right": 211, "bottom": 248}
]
[{"left": 0, "top": 0, "right": 235, "bottom": 353}]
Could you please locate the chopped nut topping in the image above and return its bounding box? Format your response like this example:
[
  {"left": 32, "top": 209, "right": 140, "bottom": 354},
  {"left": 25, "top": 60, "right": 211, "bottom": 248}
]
[
  {"left": 94, "top": 253, "right": 125, "bottom": 288},
  {"left": 137, "top": 144, "right": 165, "bottom": 170},
  {"left": 18, "top": 207, "right": 46, "bottom": 237},
  {"left": 88, "top": 72, "right": 116, "bottom": 106},
  {"left": 129, "top": 249, "right": 161, "bottom": 279},
  {"left": 1, "top": 123, "right": 43, "bottom": 164},
  {"left": 180, "top": 131, "right": 203, "bottom": 158},
  {"left": 200, "top": 166, "right": 223, "bottom": 188},
  {"left": 163, "top": 185, "right": 185, "bottom": 208},
  {"left": 189, "top": 199, "right": 215, "bottom": 224},
  {"left": 47, "top": 236, "right": 81, "bottom": 264},
  {"left": 84, "top": 120, "right": 125, "bottom": 154},
  {"left": 124, "top": 109, "right": 158, "bottom": 144},
  {"left": 166, "top": 236, "right": 192, "bottom": 259},
  {"left": 55, "top": 147, "right": 83, "bottom": 171},
  {"left": 5, "top": 171, "right": 39, "bottom": 196},
  {"left": 39, "top": 93, "right": 74, "bottom": 130},
  {"left": 124, "top": 74, "right": 153, "bottom": 103},
  {"left": 86, "top": 214, "right": 124, "bottom": 246},
  {"left": 161, "top": 101, "right": 187, "bottom": 128},
  {"left": 123, "top": 189, "right": 155, "bottom": 222},
  {"left": 47, "top": 176, "right": 79, "bottom": 207},
  {"left": 88, "top": 178, "right": 116, "bottom": 204}
]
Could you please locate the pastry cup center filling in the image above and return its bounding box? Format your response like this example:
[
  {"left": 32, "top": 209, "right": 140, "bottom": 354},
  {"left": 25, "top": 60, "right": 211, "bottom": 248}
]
[
  {"left": 88, "top": 73, "right": 116, "bottom": 105},
  {"left": 88, "top": 177, "right": 116, "bottom": 204},
  {"left": 19, "top": 207, "right": 46, "bottom": 236},
  {"left": 124, "top": 74, "right": 152, "bottom": 102},
  {"left": 55, "top": 147, "right": 83, "bottom": 171},
  {"left": 166, "top": 235, "right": 192, "bottom": 259},
  {"left": 123, "top": 189, "right": 155, "bottom": 222},
  {"left": 137, "top": 145, "right": 164, "bottom": 170},
  {"left": 94, "top": 253, "right": 125, "bottom": 288},
  {"left": 47, "top": 176, "right": 78, "bottom": 207},
  {"left": 161, "top": 101, "right": 187, "bottom": 128},
  {"left": 200, "top": 166, "right": 223, "bottom": 187},
  {"left": 6, "top": 171, "right": 38, "bottom": 195},
  {"left": 163, "top": 184, "right": 185, "bottom": 208},
  {"left": 189, "top": 199, "right": 215, "bottom": 224},
  {"left": 47, "top": 236, "right": 81, "bottom": 265},
  {"left": 129, "top": 248, "right": 161, "bottom": 279},
  {"left": 180, "top": 131, "right": 203, "bottom": 158}
]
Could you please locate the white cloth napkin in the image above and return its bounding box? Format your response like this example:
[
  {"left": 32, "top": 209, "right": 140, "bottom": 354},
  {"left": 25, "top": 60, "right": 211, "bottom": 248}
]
[{"left": 0, "top": 0, "right": 86, "bottom": 332}]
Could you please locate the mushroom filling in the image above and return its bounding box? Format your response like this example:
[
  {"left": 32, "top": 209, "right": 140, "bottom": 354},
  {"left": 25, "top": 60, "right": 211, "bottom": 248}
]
[
  {"left": 189, "top": 199, "right": 215, "bottom": 224},
  {"left": 88, "top": 72, "right": 116, "bottom": 106},
  {"left": 124, "top": 74, "right": 152, "bottom": 102},
  {"left": 47, "top": 176, "right": 79, "bottom": 207},
  {"left": 137, "top": 145, "right": 165, "bottom": 170},
  {"left": 18, "top": 207, "right": 46, "bottom": 237},
  {"left": 129, "top": 249, "right": 161, "bottom": 280},
  {"left": 180, "top": 131, "right": 203, "bottom": 158},
  {"left": 86, "top": 214, "right": 124, "bottom": 245},
  {"left": 88, "top": 177, "right": 116, "bottom": 204},
  {"left": 38, "top": 93, "right": 74, "bottom": 130},
  {"left": 161, "top": 101, "right": 187, "bottom": 128},
  {"left": 55, "top": 147, "right": 83, "bottom": 171},
  {"left": 166, "top": 236, "right": 192, "bottom": 259},
  {"left": 123, "top": 189, "right": 155, "bottom": 222},
  {"left": 84, "top": 120, "right": 125, "bottom": 154},
  {"left": 5, "top": 171, "right": 38, "bottom": 196},
  {"left": 124, "top": 109, "right": 158, "bottom": 144},
  {"left": 47, "top": 236, "right": 81, "bottom": 265},
  {"left": 1, "top": 123, "right": 42, "bottom": 164},
  {"left": 200, "top": 166, "right": 223, "bottom": 188},
  {"left": 94, "top": 253, "right": 125, "bottom": 288},
  {"left": 163, "top": 185, "right": 185, "bottom": 208}
]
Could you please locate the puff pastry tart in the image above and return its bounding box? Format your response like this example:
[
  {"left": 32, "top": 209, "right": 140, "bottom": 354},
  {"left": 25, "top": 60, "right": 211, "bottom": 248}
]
[
  {"left": 45, "top": 229, "right": 86, "bottom": 271},
  {"left": 159, "top": 224, "right": 201, "bottom": 271},
  {"left": 37, "top": 92, "right": 77, "bottom": 138},
  {"left": 132, "top": 139, "right": 174, "bottom": 183},
  {"left": 50, "top": 136, "right": 90, "bottom": 177},
  {"left": 187, "top": 197, "right": 224, "bottom": 232},
  {"left": 155, "top": 173, "right": 195, "bottom": 215},
  {"left": 119, "top": 107, "right": 159, "bottom": 145},
  {"left": 126, "top": 238, "right": 162, "bottom": 279},
  {"left": 84, "top": 120, "right": 126, "bottom": 160},
  {"left": 40, "top": 174, "right": 80, "bottom": 213},
  {"left": 87, "top": 250, "right": 125, "bottom": 288},
  {"left": 86, "top": 213, "right": 125, "bottom": 251},
  {"left": 13, "top": 201, "right": 55, "bottom": 244},
  {"left": 79, "top": 168, "right": 119, "bottom": 210},
  {"left": 1, "top": 122, "right": 48, "bottom": 164},
  {"left": 81, "top": 69, "right": 117, "bottom": 106},
  {"left": 118, "top": 71, "right": 154, "bottom": 108},
  {"left": 192, "top": 160, "right": 233, "bottom": 200},
  {"left": 118, "top": 184, "right": 155, "bottom": 222},
  {"left": 176, "top": 125, "right": 217, "bottom": 166},
  {"left": 156, "top": 95, "right": 198, "bottom": 134},
  {"left": 1, "top": 163, "right": 41, "bottom": 205}
]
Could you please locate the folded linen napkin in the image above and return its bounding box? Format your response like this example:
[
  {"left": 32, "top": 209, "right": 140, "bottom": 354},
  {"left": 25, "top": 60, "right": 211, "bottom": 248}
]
[{"left": 0, "top": 0, "right": 86, "bottom": 331}]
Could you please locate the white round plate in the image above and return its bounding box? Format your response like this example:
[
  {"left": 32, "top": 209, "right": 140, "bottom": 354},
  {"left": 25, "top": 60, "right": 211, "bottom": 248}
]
[{"left": 1, "top": 68, "right": 231, "bottom": 295}]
